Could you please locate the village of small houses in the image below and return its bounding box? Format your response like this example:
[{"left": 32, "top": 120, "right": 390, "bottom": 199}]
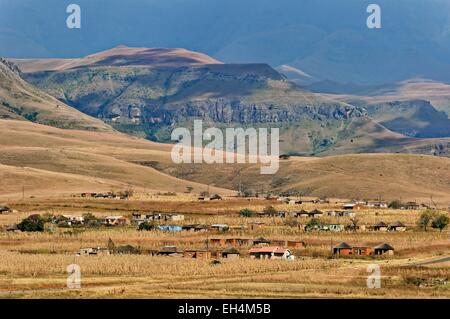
[{"left": 0, "top": 191, "right": 449, "bottom": 298}]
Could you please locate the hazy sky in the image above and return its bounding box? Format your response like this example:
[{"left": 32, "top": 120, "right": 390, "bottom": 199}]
[{"left": 1, "top": 0, "right": 450, "bottom": 84}]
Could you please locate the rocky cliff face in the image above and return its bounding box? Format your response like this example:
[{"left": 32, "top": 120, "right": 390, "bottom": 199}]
[
  {"left": 144, "top": 98, "right": 364, "bottom": 125},
  {"left": 20, "top": 60, "right": 371, "bottom": 154}
]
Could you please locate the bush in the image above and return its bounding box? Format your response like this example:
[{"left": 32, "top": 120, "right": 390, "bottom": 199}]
[
  {"left": 82, "top": 213, "right": 100, "bottom": 228},
  {"left": 17, "top": 215, "right": 45, "bottom": 232},
  {"left": 431, "top": 214, "right": 449, "bottom": 232},
  {"left": 138, "top": 221, "right": 157, "bottom": 231},
  {"left": 417, "top": 210, "right": 437, "bottom": 231},
  {"left": 116, "top": 245, "right": 140, "bottom": 255},
  {"left": 388, "top": 200, "right": 402, "bottom": 209},
  {"left": 239, "top": 208, "right": 254, "bottom": 218},
  {"left": 306, "top": 218, "right": 322, "bottom": 231}
]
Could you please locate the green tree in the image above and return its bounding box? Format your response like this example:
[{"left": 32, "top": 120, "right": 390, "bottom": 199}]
[
  {"left": 431, "top": 214, "right": 450, "bottom": 232},
  {"left": 417, "top": 210, "right": 436, "bottom": 231},
  {"left": 239, "top": 208, "right": 254, "bottom": 217},
  {"left": 138, "top": 221, "right": 157, "bottom": 231},
  {"left": 388, "top": 200, "right": 402, "bottom": 209},
  {"left": 82, "top": 213, "right": 100, "bottom": 228},
  {"left": 17, "top": 215, "right": 45, "bottom": 232},
  {"left": 306, "top": 218, "right": 322, "bottom": 231}
]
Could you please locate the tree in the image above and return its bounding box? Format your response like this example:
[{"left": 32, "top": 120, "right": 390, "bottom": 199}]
[
  {"left": 82, "top": 213, "right": 100, "bottom": 228},
  {"left": 17, "top": 214, "right": 45, "bottom": 232},
  {"left": 107, "top": 238, "right": 116, "bottom": 254},
  {"left": 186, "top": 186, "right": 194, "bottom": 193},
  {"left": 239, "top": 208, "right": 254, "bottom": 218},
  {"left": 388, "top": 200, "right": 402, "bottom": 209},
  {"left": 138, "top": 221, "right": 157, "bottom": 231},
  {"left": 431, "top": 214, "right": 449, "bottom": 232},
  {"left": 306, "top": 218, "right": 322, "bottom": 231},
  {"left": 417, "top": 210, "right": 436, "bottom": 231},
  {"left": 348, "top": 217, "right": 359, "bottom": 232},
  {"left": 263, "top": 205, "right": 277, "bottom": 215}
]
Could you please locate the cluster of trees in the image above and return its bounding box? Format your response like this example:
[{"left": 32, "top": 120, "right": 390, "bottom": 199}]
[
  {"left": 16, "top": 213, "right": 102, "bottom": 232},
  {"left": 239, "top": 206, "right": 276, "bottom": 217},
  {"left": 417, "top": 210, "right": 449, "bottom": 232}
]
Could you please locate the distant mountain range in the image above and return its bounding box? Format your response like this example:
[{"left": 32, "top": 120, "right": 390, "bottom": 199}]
[
  {"left": 6, "top": 46, "right": 450, "bottom": 157},
  {"left": 2, "top": 0, "right": 450, "bottom": 85}
]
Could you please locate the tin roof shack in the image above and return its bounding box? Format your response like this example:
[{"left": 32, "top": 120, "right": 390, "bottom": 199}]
[
  {"left": 158, "top": 225, "right": 183, "bottom": 232},
  {"left": 101, "top": 216, "right": 129, "bottom": 226},
  {"left": 182, "top": 224, "right": 209, "bottom": 232},
  {"left": 249, "top": 247, "right": 295, "bottom": 260},
  {"left": 210, "top": 224, "right": 229, "bottom": 232},
  {"left": 183, "top": 250, "right": 211, "bottom": 259},
  {"left": 209, "top": 194, "right": 223, "bottom": 201},
  {"left": 287, "top": 240, "right": 306, "bottom": 248},
  {"left": 131, "top": 213, "right": 147, "bottom": 225},
  {"left": 0, "top": 206, "right": 14, "bottom": 214},
  {"left": 253, "top": 237, "right": 272, "bottom": 246},
  {"left": 220, "top": 247, "right": 240, "bottom": 259},
  {"left": 157, "top": 246, "right": 183, "bottom": 257},
  {"left": 225, "top": 238, "right": 251, "bottom": 246},
  {"left": 328, "top": 211, "right": 356, "bottom": 217},
  {"left": 165, "top": 214, "right": 185, "bottom": 222},
  {"left": 374, "top": 243, "right": 395, "bottom": 256},
  {"left": 308, "top": 209, "right": 324, "bottom": 218},
  {"left": 388, "top": 221, "right": 406, "bottom": 232},
  {"left": 76, "top": 247, "right": 110, "bottom": 256},
  {"left": 323, "top": 224, "right": 345, "bottom": 232},
  {"left": 343, "top": 203, "right": 365, "bottom": 210},
  {"left": 367, "top": 201, "right": 388, "bottom": 208},
  {"left": 403, "top": 202, "right": 420, "bottom": 210},
  {"left": 333, "top": 242, "right": 353, "bottom": 255},
  {"left": 293, "top": 210, "right": 310, "bottom": 218},
  {"left": 373, "top": 221, "right": 389, "bottom": 232},
  {"left": 61, "top": 215, "right": 85, "bottom": 226},
  {"left": 6, "top": 224, "right": 18, "bottom": 232}
]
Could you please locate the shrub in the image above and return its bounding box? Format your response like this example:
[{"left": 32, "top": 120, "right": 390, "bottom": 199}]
[
  {"left": 82, "top": 213, "right": 100, "bottom": 228},
  {"left": 431, "top": 214, "right": 449, "bottom": 232},
  {"left": 388, "top": 200, "right": 402, "bottom": 209},
  {"left": 17, "top": 215, "right": 45, "bottom": 232},
  {"left": 417, "top": 210, "right": 437, "bottom": 231},
  {"left": 239, "top": 208, "right": 254, "bottom": 218},
  {"left": 306, "top": 218, "right": 322, "bottom": 231},
  {"left": 138, "top": 221, "right": 157, "bottom": 231}
]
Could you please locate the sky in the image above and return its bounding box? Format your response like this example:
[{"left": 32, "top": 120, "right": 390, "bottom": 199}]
[{"left": 1, "top": 0, "right": 450, "bottom": 84}]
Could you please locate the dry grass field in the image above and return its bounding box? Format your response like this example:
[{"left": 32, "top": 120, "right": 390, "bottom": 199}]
[{"left": 0, "top": 195, "right": 448, "bottom": 299}]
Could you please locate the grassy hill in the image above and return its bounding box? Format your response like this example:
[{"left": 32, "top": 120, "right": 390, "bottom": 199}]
[
  {"left": 0, "top": 119, "right": 232, "bottom": 199},
  {"left": 0, "top": 118, "right": 449, "bottom": 203},
  {"left": 150, "top": 153, "right": 450, "bottom": 205},
  {"left": 0, "top": 58, "right": 111, "bottom": 131}
]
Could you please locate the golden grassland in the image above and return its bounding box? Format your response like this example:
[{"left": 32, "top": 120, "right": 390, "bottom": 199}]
[
  {"left": 1, "top": 119, "right": 450, "bottom": 204},
  {"left": 0, "top": 196, "right": 449, "bottom": 298}
]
